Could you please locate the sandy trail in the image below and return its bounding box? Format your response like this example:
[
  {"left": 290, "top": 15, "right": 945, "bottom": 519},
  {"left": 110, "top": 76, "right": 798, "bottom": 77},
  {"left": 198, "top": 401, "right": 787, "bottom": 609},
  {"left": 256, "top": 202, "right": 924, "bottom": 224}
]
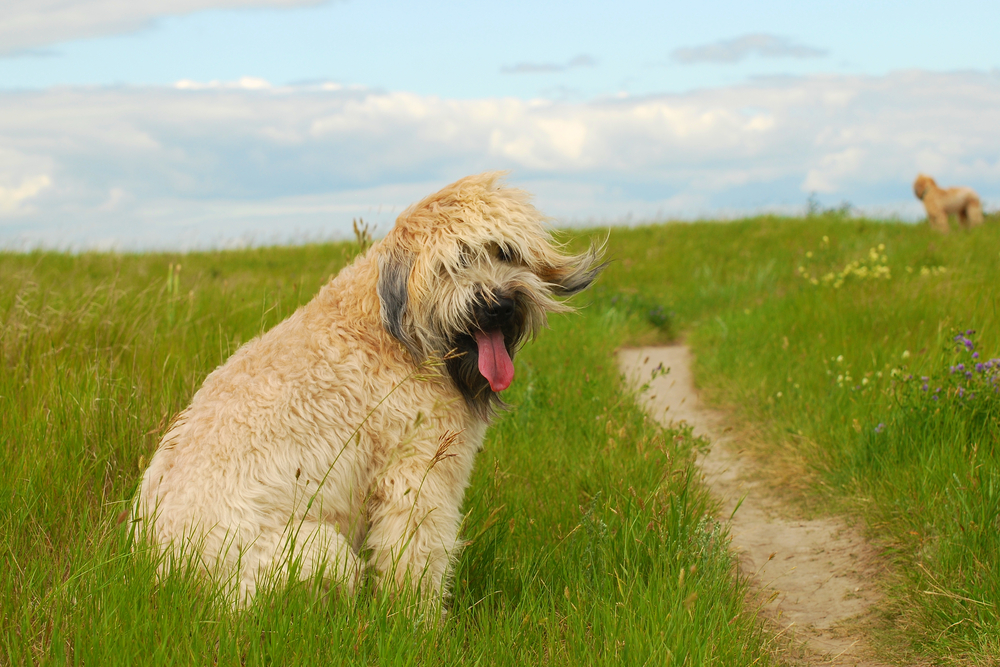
[{"left": 619, "top": 346, "right": 891, "bottom": 667}]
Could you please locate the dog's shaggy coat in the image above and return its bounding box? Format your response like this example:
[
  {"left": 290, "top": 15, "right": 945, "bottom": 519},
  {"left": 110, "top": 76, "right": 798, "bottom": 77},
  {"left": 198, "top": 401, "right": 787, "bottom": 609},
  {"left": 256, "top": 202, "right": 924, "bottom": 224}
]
[
  {"left": 132, "top": 173, "right": 604, "bottom": 606},
  {"left": 913, "top": 173, "right": 984, "bottom": 233}
]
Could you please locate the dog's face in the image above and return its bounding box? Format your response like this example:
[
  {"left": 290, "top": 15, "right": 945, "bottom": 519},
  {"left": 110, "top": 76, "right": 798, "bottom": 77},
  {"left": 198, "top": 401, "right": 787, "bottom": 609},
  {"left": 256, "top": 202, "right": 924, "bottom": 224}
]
[
  {"left": 375, "top": 173, "right": 605, "bottom": 418},
  {"left": 914, "top": 174, "right": 935, "bottom": 200}
]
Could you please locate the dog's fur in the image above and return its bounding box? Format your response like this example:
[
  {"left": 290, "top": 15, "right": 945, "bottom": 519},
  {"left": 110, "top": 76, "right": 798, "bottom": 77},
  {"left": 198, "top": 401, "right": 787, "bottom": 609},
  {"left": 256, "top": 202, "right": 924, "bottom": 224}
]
[
  {"left": 913, "top": 173, "right": 983, "bottom": 233},
  {"left": 131, "top": 172, "right": 604, "bottom": 607}
]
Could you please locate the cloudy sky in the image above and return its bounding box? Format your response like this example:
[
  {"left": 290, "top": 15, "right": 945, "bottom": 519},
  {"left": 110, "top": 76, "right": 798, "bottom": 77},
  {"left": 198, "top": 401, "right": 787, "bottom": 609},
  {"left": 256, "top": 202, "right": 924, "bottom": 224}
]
[{"left": 2, "top": 0, "right": 999, "bottom": 249}]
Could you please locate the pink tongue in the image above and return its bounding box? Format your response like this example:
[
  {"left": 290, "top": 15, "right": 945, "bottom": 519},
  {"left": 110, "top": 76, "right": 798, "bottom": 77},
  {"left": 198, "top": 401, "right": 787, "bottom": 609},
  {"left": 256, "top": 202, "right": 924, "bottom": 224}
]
[{"left": 474, "top": 330, "right": 514, "bottom": 392}]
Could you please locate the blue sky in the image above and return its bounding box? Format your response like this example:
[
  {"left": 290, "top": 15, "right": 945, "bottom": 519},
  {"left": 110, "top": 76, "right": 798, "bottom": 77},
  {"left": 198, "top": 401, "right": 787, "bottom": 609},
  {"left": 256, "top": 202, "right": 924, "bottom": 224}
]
[{"left": 2, "top": 0, "right": 999, "bottom": 249}]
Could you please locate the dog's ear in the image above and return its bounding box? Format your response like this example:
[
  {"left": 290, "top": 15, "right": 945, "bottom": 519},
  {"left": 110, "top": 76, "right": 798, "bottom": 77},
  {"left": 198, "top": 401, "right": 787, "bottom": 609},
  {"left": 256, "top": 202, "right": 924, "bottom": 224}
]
[
  {"left": 377, "top": 251, "right": 420, "bottom": 358},
  {"left": 550, "top": 243, "right": 608, "bottom": 297}
]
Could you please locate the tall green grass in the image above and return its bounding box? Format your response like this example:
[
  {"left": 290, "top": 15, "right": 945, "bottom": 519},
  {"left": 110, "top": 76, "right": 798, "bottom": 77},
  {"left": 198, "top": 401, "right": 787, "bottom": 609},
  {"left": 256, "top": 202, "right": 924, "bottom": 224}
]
[
  {"left": 0, "top": 244, "right": 775, "bottom": 665},
  {"left": 597, "top": 214, "right": 1000, "bottom": 664}
]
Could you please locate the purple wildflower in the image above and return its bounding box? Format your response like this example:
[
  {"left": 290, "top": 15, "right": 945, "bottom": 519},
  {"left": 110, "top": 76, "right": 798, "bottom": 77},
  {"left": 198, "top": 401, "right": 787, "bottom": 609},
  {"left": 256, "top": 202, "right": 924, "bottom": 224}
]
[
  {"left": 922, "top": 383, "right": 929, "bottom": 392},
  {"left": 976, "top": 363, "right": 985, "bottom": 373},
  {"left": 973, "top": 352, "right": 980, "bottom": 359},
  {"left": 958, "top": 387, "right": 965, "bottom": 398},
  {"left": 957, "top": 364, "right": 965, "bottom": 372},
  {"left": 874, "top": 423, "right": 886, "bottom": 434}
]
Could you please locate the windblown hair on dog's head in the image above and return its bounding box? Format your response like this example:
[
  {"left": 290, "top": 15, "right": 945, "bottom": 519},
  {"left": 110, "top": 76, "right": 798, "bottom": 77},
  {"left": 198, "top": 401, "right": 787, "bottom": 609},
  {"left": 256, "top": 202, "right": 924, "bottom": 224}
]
[
  {"left": 913, "top": 173, "right": 936, "bottom": 200},
  {"left": 375, "top": 172, "right": 606, "bottom": 418}
]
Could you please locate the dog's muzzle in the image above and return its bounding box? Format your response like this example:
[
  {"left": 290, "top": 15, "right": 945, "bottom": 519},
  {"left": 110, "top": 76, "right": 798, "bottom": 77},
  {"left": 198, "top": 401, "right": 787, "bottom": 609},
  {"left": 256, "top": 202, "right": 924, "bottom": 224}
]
[{"left": 471, "top": 295, "right": 516, "bottom": 392}]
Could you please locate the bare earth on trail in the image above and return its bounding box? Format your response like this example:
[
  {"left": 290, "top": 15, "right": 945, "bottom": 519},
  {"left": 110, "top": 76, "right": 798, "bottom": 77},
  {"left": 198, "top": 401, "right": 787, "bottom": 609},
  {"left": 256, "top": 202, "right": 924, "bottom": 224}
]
[{"left": 620, "top": 346, "right": 892, "bottom": 667}]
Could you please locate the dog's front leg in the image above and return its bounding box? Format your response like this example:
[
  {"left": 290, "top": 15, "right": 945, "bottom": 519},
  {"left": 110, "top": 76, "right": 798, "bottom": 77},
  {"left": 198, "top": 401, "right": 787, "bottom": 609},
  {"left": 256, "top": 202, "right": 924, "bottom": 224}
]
[{"left": 365, "top": 434, "right": 475, "bottom": 610}]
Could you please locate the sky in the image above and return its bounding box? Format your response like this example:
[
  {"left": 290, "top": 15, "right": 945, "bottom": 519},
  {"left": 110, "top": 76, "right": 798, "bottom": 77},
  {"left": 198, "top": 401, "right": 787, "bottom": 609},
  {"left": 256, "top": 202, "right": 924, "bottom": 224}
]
[{"left": 2, "top": 0, "right": 999, "bottom": 249}]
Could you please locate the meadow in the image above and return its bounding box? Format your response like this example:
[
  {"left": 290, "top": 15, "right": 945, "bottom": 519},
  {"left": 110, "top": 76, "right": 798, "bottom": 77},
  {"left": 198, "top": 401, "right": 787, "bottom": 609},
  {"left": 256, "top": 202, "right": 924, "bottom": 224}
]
[
  {"left": 2, "top": 212, "right": 999, "bottom": 665},
  {"left": 597, "top": 212, "right": 1000, "bottom": 665},
  {"left": 0, "top": 240, "right": 771, "bottom": 665}
]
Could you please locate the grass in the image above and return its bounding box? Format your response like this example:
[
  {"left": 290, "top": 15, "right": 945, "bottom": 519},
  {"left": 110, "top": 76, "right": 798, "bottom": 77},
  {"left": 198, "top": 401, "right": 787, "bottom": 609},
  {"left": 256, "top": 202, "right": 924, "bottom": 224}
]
[
  {"left": 0, "top": 242, "right": 776, "bottom": 665},
  {"left": 596, "top": 212, "right": 1000, "bottom": 665},
  {"left": 8, "top": 212, "right": 1000, "bottom": 665}
]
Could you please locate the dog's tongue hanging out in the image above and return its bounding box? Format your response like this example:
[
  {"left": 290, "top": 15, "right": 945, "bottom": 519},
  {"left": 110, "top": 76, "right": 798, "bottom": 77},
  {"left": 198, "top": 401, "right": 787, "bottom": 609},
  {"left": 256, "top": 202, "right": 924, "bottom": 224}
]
[{"left": 474, "top": 330, "right": 514, "bottom": 392}]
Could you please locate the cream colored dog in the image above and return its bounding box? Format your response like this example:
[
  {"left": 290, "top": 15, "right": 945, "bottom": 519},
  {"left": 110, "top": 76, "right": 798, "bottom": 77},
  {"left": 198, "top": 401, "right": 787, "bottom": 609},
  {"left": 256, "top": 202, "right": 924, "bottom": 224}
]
[
  {"left": 913, "top": 173, "right": 984, "bottom": 233},
  {"left": 131, "top": 172, "right": 604, "bottom": 608}
]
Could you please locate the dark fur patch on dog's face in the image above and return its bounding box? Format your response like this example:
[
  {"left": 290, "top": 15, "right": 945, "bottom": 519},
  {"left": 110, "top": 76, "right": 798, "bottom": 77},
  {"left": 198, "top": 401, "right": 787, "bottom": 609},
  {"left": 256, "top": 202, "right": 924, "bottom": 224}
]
[{"left": 445, "top": 290, "right": 529, "bottom": 420}]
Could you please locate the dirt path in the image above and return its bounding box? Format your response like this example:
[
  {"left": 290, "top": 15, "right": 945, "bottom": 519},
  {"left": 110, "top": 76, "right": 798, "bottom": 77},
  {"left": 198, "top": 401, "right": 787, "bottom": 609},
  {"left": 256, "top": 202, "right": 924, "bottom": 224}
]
[{"left": 619, "top": 346, "right": 892, "bottom": 667}]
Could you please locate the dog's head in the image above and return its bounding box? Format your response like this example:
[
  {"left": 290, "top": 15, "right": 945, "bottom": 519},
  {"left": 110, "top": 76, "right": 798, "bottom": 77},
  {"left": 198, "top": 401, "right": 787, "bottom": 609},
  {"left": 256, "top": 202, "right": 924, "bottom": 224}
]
[
  {"left": 914, "top": 174, "right": 936, "bottom": 200},
  {"left": 375, "top": 172, "right": 605, "bottom": 418}
]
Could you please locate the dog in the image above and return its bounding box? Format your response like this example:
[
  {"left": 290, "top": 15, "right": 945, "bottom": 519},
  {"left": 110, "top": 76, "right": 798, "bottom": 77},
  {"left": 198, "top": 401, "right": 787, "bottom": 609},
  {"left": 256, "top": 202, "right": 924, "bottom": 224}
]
[
  {"left": 913, "top": 173, "right": 984, "bottom": 233},
  {"left": 131, "top": 172, "right": 605, "bottom": 608}
]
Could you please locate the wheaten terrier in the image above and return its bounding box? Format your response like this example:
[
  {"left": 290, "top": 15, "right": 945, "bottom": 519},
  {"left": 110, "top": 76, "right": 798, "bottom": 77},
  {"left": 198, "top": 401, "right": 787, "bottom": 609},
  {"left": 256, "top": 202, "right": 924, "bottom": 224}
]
[
  {"left": 131, "top": 172, "right": 604, "bottom": 608},
  {"left": 913, "top": 173, "right": 984, "bottom": 233}
]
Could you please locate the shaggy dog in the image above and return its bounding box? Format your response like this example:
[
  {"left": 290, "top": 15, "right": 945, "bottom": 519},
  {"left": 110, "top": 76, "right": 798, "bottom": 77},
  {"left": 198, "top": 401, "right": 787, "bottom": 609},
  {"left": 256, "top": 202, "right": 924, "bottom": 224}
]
[
  {"left": 131, "top": 172, "right": 605, "bottom": 608},
  {"left": 913, "top": 173, "right": 984, "bottom": 233}
]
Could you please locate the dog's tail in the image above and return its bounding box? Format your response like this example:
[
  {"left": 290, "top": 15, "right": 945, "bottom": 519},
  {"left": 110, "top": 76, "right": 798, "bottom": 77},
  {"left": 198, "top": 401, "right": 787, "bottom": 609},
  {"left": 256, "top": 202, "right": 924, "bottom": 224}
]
[{"left": 968, "top": 195, "right": 984, "bottom": 226}]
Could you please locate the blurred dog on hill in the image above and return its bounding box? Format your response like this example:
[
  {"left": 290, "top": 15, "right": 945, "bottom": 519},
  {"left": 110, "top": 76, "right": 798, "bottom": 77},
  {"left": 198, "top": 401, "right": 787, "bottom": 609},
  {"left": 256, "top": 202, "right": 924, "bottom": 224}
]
[
  {"left": 131, "top": 172, "right": 605, "bottom": 610},
  {"left": 913, "top": 173, "right": 983, "bottom": 233}
]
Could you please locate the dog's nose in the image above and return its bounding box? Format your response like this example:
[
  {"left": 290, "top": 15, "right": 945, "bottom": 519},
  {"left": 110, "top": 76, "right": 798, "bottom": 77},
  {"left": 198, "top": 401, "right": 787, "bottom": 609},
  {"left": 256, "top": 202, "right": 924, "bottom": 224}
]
[{"left": 490, "top": 296, "right": 515, "bottom": 321}]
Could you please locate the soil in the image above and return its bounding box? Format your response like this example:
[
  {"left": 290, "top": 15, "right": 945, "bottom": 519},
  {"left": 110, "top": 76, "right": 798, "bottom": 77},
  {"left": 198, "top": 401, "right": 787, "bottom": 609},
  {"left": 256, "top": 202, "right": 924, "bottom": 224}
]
[{"left": 619, "top": 346, "right": 893, "bottom": 667}]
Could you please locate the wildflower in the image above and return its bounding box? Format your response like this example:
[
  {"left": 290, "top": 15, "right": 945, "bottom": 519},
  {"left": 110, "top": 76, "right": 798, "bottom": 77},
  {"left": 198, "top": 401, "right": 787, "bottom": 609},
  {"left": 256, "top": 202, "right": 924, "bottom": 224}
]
[
  {"left": 976, "top": 363, "right": 985, "bottom": 373},
  {"left": 806, "top": 251, "right": 813, "bottom": 258},
  {"left": 973, "top": 351, "right": 980, "bottom": 359},
  {"left": 922, "top": 383, "right": 929, "bottom": 392},
  {"left": 776, "top": 392, "right": 783, "bottom": 398},
  {"left": 861, "top": 378, "right": 869, "bottom": 385},
  {"left": 822, "top": 235, "right": 829, "bottom": 244},
  {"left": 902, "top": 350, "right": 911, "bottom": 359},
  {"left": 874, "top": 423, "right": 885, "bottom": 434},
  {"left": 836, "top": 355, "right": 844, "bottom": 363}
]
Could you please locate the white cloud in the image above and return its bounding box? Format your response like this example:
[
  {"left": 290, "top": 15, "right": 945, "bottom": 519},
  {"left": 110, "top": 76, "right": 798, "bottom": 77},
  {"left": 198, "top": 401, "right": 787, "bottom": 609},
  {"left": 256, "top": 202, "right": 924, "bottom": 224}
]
[
  {"left": 501, "top": 54, "right": 597, "bottom": 75},
  {"left": 672, "top": 33, "right": 827, "bottom": 65},
  {"left": 1, "top": 70, "right": 999, "bottom": 249},
  {"left": 0, "top": 0, "right": 325, "bottom": 56},
  {"left": 0, "top": 175, "right": 52, "bottom": 213}
]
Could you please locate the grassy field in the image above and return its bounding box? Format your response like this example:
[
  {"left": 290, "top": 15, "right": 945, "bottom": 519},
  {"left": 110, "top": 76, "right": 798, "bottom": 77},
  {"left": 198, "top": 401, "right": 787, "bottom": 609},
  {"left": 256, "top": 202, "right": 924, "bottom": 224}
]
[
  {"left": 5, "top": 213, "right": 1000, "bottom": 665},
  {"left": 596, "top": 213, "right": 1000, "bottom": 665},
  {"left": 0, "top": 242, "right": 775, "bottom": 665}
]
